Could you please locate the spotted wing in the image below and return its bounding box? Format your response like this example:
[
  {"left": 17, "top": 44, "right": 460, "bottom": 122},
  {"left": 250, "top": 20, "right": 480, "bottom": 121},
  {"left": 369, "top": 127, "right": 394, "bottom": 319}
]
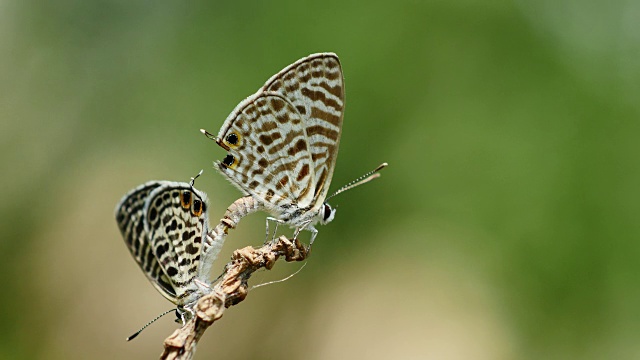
[
  {"left": 261, "top": 53, "right": 344, "bottom": 208},
  {"left": 144, "top": 182, "right": 210, "bottom": 306},
  {"left": 115, "top": 182, "right": 178, "bottom": 303},
  {"left": 216, "top": 93, "right": 316, "bottom": 212}
]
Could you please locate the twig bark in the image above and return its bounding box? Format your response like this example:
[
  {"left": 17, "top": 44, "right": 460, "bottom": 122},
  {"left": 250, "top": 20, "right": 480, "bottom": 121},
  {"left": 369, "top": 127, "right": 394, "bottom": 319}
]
[{"left": 159, "top": 235, "right": 309, "bottom": 360}]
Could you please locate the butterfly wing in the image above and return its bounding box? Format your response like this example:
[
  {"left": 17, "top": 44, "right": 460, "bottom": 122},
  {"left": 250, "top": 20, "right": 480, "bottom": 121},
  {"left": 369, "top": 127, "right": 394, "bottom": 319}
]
[
  {"left": 144, "top": 182, "right": 210, "bottom": 305},
  {"left": 115, "top": 182, "right": 178, "bottom": 303},
  {"left": 261, "top": 53, "right": 345, "bottom": 208},
  {"left": 216, "top": 92, "right": 316, "bottom": 212}
]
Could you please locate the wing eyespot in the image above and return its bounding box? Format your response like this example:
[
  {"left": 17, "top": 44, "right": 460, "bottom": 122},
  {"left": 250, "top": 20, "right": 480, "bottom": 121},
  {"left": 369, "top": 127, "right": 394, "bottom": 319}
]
[
  {"left": 181, "top": 191, "right": 192, "bottom": 209},
  {"left": 222, "top": 154, "right": 237, "bottom": 169},
  {"left": 192, "top": 199, "right": 203, "bottom": 216},
  {"left": 225, "top": 132, "right": 241, "bottom": 148}
]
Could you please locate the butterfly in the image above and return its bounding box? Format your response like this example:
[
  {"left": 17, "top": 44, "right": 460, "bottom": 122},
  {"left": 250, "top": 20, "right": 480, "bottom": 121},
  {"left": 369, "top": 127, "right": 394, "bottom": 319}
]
[
  {"left": 201, "top": 53, "right": 385, "bottom": 243},
  {"left": 116, "top": 171, "right": 273, "bottom": 339},
  {"left": 115, "top": 174, "right": 217, "bottom": 330}
]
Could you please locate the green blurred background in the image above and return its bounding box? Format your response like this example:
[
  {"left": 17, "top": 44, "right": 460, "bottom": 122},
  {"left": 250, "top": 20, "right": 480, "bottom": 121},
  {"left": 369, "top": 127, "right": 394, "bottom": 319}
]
[{"left": 2, "top": 0, "right": 639, "bottom": 359}]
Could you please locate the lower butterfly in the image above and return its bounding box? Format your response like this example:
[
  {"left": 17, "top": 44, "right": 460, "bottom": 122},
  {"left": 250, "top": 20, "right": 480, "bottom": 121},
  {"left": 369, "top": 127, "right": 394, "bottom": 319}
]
[
  {"left": 115, "top": 173, "right": 261, "bottom": 340},
  {"left": 115, "top": 174, "right": 213, "bottom": 325}
]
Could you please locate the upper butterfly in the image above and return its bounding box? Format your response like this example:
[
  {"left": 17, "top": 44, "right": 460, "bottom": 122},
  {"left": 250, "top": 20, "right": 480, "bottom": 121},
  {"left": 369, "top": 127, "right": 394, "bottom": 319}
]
[
  {"left": 202, "top": 53, "right": 383, "bottom": 243},
  {"left": 115, "top": 176, "right": 215, "bottom": 328}
]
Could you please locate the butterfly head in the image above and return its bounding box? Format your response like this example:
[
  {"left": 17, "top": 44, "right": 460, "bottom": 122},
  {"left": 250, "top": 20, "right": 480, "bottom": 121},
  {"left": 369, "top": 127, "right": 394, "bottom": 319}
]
[{"left": 319, "top": 203, "right": 336, "bottom": 225}]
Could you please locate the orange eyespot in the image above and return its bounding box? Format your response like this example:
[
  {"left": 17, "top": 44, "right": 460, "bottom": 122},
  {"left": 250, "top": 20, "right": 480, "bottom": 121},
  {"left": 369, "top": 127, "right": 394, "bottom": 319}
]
[
  {"left": 180, "top": 191, "right": 192, "bottom": 209},
  {"left": 225, "top": 132, "right": 241, "bottom": 148},
  {"left": 192, "top": 199, "right": 203, "bottom": 216},
  {"left": 222, "top": 154, "right": 237, "bottom": 169}
]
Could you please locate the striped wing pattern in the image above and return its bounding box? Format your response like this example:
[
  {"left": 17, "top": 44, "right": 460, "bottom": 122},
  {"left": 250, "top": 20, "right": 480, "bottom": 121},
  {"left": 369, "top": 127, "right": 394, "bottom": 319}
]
[
  {"left": 216, "top": 93, "right": 315, "bottom": 212},
  {"left": 115, "top": 182, "right": 176, "bottom": 302},
  {"left": 262, "top": 53, "right": 344, "bottom": 206},
  {"left": 144, "top": 183, "right": 210, "bottom": 305},
  {"left": 115, "top": 181, "right": 210, "bottom": 306},
  {"left": 216, "top": 53, "right": 344, "bottom": 220}
]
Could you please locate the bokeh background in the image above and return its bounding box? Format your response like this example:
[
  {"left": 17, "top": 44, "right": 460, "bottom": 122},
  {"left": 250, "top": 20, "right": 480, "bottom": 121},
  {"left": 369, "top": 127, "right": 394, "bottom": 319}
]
[{"left": 2, "top": 0, "right": 639, "bottom": 359}]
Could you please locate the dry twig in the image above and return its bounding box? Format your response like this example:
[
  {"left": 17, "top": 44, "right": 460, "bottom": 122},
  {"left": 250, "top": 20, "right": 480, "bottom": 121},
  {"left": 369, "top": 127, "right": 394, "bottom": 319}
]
[{"left": 159, "top": 235, "right": 309, "bottom": 360}]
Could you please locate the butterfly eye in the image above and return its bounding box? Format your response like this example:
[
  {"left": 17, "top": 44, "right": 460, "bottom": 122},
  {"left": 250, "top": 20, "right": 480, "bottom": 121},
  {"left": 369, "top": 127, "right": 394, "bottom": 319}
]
[
  {"left": 192, "top": 199, "right": 203, "bottom": 216},
  {"left": 323, "top": 204, "right": 332, "bottom": 221},
  {"left": 225, "top": 132, "right": 241, "bottom": 147},
  {"left": 222, "top": 154, "right": 237, "bottom": 169},
  {"left": 180, "top": 191, "right": 192, "bottom": 209}
]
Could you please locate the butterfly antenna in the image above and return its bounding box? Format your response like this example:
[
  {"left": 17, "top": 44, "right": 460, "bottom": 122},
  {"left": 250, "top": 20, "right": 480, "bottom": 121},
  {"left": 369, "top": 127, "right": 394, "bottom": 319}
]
[
  {"left": 189, "top": 169, "right": 204, "bottom": 188},
  {"left": 326, "top": 163, "right": 388, "bottom": 201},
  {"left": 126, "top": 308, "right": 175, "bottom": 341},
  {"left": 250, "top": 262, "right": 308, "bottom": 290},
  {"left": 200, "top": 128, "right": 216, "bottom": 141}
]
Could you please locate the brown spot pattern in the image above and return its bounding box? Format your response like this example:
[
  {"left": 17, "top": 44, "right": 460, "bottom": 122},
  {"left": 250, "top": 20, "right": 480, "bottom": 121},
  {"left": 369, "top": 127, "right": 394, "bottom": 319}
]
[
  {"left": 297, "top": 164, "right": 310, "bottom": 182},
  {"left": 217, "top": 53, "right": 344, "bottom": 209},
  {"left": 115, "top": 182, "right": 209, "bottom": 307}
]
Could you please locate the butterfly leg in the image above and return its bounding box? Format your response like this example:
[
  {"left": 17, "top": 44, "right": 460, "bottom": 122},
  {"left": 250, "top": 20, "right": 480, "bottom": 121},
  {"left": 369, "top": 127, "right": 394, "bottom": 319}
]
[
  {"left": 265, "top": 217, "right": 285, "bottom": 244},
  {"left": 293, "top": 222, "right": 317, "bottom": 245},
  {"left": 308, "top": 226, "right": 318, "bottom": 245},
  {"left": 194, "top": 278, "right": 211, "bottom": 292}
]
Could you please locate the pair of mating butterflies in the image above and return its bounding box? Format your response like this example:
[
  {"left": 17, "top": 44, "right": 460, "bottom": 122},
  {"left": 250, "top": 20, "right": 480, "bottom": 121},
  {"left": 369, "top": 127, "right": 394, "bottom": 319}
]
[{"left": 115, "top": 53, "right": 385, "bottom": 335}]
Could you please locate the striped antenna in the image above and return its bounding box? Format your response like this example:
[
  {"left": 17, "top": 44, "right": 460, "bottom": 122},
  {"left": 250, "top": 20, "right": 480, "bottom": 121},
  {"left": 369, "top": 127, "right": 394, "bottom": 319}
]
[
  {"left": 126, "top": 309, "right": 175, "bottom": 341},
  {"left": 326, "top": 163, "right": 388, "bottom": 201}
]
